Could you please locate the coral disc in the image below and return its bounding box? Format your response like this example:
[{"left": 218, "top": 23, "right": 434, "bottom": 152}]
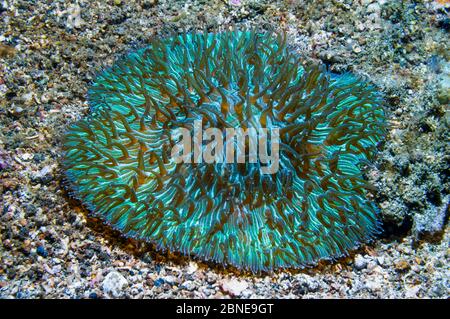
[{"left": 63, "top": 30, "right": 386, "bottom": 271}]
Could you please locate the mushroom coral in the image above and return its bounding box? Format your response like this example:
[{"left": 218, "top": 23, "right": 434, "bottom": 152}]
[{"left": 63, "top": 30, "right": 386, "bottom": 272}]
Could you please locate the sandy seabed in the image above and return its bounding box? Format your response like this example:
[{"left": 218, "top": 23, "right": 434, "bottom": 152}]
[{"left": 0, "top": 0, "right": 448, "bottom": 298}]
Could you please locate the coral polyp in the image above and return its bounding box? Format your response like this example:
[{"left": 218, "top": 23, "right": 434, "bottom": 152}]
[{"left": 63, "top": 30, "right": 386, "bottom": 272}]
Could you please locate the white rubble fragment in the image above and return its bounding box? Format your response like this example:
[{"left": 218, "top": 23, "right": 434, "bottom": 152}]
[
  {"left": 102, "top": 271, "right": 128, "bottom": 298},
  {"left": 221, "top": 278, "right": 249, "bottom": 296}
]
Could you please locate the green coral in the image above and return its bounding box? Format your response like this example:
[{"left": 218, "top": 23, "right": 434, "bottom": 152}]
[{"left": 63, "top": 30, "right": 386, "bottom": 272}]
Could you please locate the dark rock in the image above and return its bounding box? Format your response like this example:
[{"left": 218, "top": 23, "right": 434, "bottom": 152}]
[
  {"left": 36, "top": 245, "right": 48, "bottom": 257},
  {"left": 154, "top": 278, "right": 164, "bottom": 287}
]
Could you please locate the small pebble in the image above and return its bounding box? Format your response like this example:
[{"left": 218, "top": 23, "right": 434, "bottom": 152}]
[
  {"left": 0, "top": 43, "right": 16, "bottom": 58},
  {"left": 394, "top": 260, "right": 411, "bottom": 272},
  {"left": 36, "top": 245, "right": 48, "bottom": 258},
  {"left": 154, "top": 278, "right": 164, "bottom": 287},
  {"left": 221, "top": 279, "right": 248, "bottom": 297},
  {"left": 354, "top": 255, "right": 368, "bottom": 270},
  {"left": 102, "top": 271, "right": 128, "bottom": 298}
]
